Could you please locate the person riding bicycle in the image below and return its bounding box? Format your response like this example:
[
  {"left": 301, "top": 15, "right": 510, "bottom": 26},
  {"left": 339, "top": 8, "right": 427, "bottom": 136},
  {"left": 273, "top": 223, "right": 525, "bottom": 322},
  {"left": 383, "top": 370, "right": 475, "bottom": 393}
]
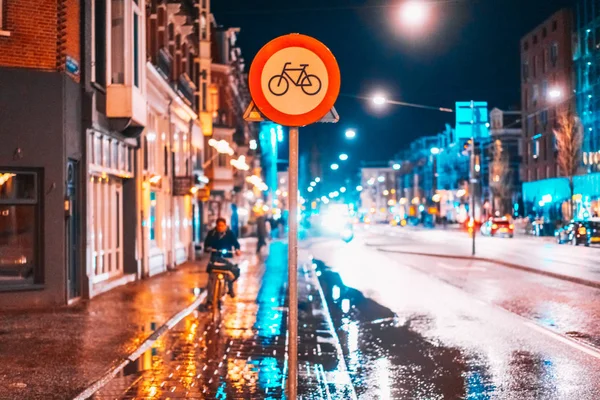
[{"left": 204, "top": 218, "right": 241, "bottom": 307}]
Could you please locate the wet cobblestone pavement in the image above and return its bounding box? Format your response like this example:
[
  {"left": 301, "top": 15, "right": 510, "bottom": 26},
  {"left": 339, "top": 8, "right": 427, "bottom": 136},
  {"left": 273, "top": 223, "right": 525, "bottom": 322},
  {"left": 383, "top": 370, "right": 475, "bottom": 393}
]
[
  {"left": 0, "top": 260, "right": 207, "bottom": 400},
  {"left": 93, "top": 241, "right": 355, "bottom": 399}
]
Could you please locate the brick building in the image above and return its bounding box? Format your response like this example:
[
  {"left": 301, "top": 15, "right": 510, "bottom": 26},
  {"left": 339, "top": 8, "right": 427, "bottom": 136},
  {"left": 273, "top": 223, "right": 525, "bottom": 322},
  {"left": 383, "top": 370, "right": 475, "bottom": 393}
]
[
  {"left": 520, "top": 9, "right": 573, "bottom": 184},
  {"left": 0, "top": 0, "right": 83, "bottom": 307}
]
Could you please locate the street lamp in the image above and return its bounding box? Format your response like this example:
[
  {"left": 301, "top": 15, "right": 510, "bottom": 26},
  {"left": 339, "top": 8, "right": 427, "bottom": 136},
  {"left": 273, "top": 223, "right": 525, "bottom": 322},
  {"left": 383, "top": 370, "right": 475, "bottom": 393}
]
[
  {"left": 430, "top": 147, "right": 440, "bottom": 155},
  {"left": 307, "top": 187, "right": 314, "bottom": 193},
  {"left": 339, "top": 153, "right": 349, "bottom": 161},
  {"left": 230, "top": 155, "right": 250, "bottom": 171},
  {"left": 356, "top": 185, "right": 363, "bottom": 192},
  {"left": 330, "top": 163, "right": 340, "bottom": 171},
  {"left": 310, "top": 181, "right": 316, "bottom": 187},
  {"left": 392, "top": 163, "right": 401, "bottom": 170},
  {"left": 340, "top": 187, "right": 347, "bottom": 193},
  {"left": 315, "top": 177, "right": 321, "bottom": 183},
  {"left": 345, "top": 129, "right": 356, "bottom": 139}
]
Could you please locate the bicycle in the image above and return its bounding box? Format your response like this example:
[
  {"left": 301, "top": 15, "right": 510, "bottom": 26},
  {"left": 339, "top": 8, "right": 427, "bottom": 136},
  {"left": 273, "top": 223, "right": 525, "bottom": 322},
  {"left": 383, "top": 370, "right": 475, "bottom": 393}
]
[
  {"left": 206, "top": 249, "right": 238, "bottom": 322},
  {"left": 268, "top": 62, "right": 322, "bottom": 97}
]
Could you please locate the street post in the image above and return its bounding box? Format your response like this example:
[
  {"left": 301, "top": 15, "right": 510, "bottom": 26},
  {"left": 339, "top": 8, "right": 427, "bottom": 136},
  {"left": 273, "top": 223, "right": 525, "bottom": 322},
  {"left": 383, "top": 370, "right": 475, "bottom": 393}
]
[{"left": 246, "top": 33, "right": 340, "bottom": 399}]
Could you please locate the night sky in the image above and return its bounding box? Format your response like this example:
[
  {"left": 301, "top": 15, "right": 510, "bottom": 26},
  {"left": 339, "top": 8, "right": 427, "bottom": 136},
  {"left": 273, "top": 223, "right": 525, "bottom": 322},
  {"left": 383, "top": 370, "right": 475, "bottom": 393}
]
[{"left": 212, "top": 0, "right": 574, "bottom": 181}]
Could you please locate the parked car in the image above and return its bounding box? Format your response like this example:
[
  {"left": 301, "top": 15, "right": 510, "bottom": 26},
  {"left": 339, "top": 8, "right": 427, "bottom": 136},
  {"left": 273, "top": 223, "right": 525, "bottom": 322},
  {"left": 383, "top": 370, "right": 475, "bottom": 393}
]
[
  {"left": 588, "top": 218, "right": 600, "bottom": 245},
  {"left": 555, "top": 221, "right": 591, "bottom": 246},
  {"left": 480, "top": 218, "right": 514, "bottom": 238}
]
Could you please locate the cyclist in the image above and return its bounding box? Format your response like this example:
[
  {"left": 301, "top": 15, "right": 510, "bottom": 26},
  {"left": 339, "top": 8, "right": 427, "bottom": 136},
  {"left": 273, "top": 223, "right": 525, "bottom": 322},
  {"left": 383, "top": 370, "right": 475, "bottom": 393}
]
[{"left": 204, "top": 217, "right": 242, "bottom": 308}]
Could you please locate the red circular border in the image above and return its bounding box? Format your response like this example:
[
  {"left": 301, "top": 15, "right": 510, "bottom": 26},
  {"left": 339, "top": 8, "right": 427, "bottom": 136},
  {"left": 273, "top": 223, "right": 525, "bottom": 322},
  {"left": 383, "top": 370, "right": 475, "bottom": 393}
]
[{"left": 248, "top": 34, "right": 341, "bottom": 127}]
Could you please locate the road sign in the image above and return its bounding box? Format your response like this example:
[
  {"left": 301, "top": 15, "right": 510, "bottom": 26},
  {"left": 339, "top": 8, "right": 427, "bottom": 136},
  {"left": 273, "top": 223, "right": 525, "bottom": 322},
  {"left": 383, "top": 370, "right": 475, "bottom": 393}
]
[
  {"left": 248, "top": 34, "right": 341, "bottom": 127},
  {"left": 455, "top": 101, "right": 489, "bottom": 142}
]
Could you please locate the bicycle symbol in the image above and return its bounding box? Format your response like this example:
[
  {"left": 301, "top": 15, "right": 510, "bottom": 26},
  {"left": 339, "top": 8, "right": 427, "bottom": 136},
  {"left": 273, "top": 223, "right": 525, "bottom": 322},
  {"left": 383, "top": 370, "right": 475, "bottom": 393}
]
[{"left": 268, "top": 62, "right": 322, "bottom": 97}]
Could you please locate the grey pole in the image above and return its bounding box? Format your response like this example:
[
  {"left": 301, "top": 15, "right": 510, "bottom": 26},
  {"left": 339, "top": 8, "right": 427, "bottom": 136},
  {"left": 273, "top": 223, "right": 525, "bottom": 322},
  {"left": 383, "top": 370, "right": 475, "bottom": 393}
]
[
  {"left": 287, "top": 126, "right": 299, "bottom": 399},
  {"left": 470, "top": 101, "right": 476, "bottom": 256}
]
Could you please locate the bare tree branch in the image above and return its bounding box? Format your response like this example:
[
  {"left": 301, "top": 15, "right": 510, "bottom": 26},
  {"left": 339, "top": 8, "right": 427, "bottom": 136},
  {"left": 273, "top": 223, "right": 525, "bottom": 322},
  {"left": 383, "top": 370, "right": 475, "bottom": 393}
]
[
  {"left": 489, "top": 139, "right": 511, "bottom": 214},
  {"left": 553, "top": 108, "right": 583, "bottom": 220}
]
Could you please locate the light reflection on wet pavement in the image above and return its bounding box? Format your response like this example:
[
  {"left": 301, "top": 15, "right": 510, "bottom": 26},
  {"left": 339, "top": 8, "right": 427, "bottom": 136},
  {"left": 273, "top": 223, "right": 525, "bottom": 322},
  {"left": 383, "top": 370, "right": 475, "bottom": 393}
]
[
  {"left": 94, "top": 242, "right": 354, "bottom": 399},
  {"left": 310, "top": 237, "right": 600, "bottom": 399}
]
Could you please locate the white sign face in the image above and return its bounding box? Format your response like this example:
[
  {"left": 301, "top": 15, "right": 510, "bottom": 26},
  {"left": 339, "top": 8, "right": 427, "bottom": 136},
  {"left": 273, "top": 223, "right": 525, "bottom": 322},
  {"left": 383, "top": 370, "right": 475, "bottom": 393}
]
[{"left": 260, "top": 47, "right": 329, "bottom": 116}]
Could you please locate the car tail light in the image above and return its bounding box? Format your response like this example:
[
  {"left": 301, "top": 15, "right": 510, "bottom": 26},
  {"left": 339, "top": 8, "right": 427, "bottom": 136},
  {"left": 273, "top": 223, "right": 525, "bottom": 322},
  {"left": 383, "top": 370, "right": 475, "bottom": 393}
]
[
  {"left": 492, "top": 224, "right": 498, "bottom": 229},
  {"left": 509, "top": 224, "right": 514, "bottom": 230},
  {"left": 578, "top": 227, "right": 587, "bottom": 235}
]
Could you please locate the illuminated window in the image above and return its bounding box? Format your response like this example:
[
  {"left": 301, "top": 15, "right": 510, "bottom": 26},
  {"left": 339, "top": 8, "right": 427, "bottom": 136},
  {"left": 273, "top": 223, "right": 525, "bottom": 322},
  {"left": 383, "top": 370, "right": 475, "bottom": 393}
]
[
  {"left": 0, "top": 170, "right": 40, "bottom": 286},
  {"left": 533, "top": 137, "right": 540, "bottom": 159},
  {"left": 149, "top": 191, "right": 157, "bottom": 243}
]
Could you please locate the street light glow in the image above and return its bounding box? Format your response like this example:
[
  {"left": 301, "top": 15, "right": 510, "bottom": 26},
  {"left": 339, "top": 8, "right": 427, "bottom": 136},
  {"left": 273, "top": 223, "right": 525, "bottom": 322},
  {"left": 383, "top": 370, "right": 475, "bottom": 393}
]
[
  {"left": 356, "top": 185, "right": 363, "bottom": 192},
  {"left": 339, "top": 153, "right": 349, "bottom": 161},
  {"left": 307, "top": 187, "right": 314, "bottom": 193},
  {"left": 373, "top": 94, "right": 387, "bottom": 106},
  {"left": 430, "top": 147, "right": 440, "bottom": 155},
  {"left": 548, "top": 88, "right": 562, "bottom": 101},
  {"left": 310, "top": 181, "right": 316, "bottom": 187},
  {"left": 392, "top": 163, "right": 401, "bottom": 170},
  {"left": 315, "top": 177, "right": 321, "bottom": 183},
  {"left": 345, "top": 129, "right": 356, "bottom": 139},
  {"left": 331, "top": 163, "right": 340, "bottom": 170},
  {"left": 340, "top": 187, "right": 347, "bottom": 193},
  {"left": 377, "top": 176, "right": 385, "bottom": 182},
  {"left": 401, "top": 0, "right": 430, "bottom": 27}
]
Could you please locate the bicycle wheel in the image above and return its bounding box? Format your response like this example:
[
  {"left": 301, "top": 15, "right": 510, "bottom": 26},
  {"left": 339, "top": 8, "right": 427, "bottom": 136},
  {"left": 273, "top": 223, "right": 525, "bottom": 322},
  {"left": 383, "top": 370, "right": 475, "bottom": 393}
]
[
  {"left": 301, "top": 74, "right": 322, "bottom": 96},
  {"left": 268, "top": 75, "right": 289, "bottom": 96},
  {"left": 212, "top": 279, "right": 221, "bottom": 322}
]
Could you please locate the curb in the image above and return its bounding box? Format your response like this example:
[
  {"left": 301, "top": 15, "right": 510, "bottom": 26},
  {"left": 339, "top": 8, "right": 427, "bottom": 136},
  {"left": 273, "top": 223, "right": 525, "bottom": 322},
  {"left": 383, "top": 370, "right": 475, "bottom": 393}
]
[
  {"left": 376, "top": 247, "right": 600, "bottom": 290},
  {"left": 308, "top": 263, "right": 358, "bottom": 400},
  {"left": 72, "top": 291, "right": 207, "bottom": 400}
]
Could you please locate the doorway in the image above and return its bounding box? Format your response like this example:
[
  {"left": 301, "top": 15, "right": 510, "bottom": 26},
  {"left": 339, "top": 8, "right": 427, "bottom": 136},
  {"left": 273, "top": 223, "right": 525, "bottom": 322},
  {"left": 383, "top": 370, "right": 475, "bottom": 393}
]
[{"left": 66, "top": 160, "right": 81, "bottom": 300}]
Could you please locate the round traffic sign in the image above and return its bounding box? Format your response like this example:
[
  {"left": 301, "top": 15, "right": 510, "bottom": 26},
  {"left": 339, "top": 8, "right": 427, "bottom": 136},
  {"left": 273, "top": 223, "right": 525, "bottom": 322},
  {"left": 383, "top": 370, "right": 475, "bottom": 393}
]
[{"left": 249, "top": 34, "right": 341, "bottom": 127}]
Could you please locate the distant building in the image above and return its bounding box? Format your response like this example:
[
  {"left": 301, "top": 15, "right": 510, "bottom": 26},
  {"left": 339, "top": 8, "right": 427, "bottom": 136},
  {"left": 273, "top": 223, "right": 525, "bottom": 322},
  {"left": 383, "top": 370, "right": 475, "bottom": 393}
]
[
  {"left": 359, "top": 166, "right": 395, "bottom": 223},
  {"left": 520, "top": 8, "right": 573, "bottom": 184},
  {"left": 486, "top": 108, "right": 523, "bottom": 215}
]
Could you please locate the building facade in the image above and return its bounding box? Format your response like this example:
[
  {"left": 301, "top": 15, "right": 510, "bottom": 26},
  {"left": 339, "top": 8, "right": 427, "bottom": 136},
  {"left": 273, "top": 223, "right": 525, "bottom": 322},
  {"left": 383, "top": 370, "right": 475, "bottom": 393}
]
[
  {"left": 0, "top": 0, "right": 83, "bottom": 307},
  {"left": 520, "top": 9, "right": 573, "bottom": 184}
]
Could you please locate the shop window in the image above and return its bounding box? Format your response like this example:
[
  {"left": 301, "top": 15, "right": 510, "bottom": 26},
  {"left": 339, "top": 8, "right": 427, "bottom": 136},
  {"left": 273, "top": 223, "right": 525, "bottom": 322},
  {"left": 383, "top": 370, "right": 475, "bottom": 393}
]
[
  {"left": 149, "top": 191, "right": 157, "bottom": 243},
  {"left": 0, "top": 171, "right": 40, "bottom": 285}
]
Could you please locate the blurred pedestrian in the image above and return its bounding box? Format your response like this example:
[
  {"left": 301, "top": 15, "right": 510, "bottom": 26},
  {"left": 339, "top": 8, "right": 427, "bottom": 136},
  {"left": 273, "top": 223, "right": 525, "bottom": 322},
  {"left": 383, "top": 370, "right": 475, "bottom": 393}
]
[{"left": 256, "top": 214, "right": 268, "bottom": 254}]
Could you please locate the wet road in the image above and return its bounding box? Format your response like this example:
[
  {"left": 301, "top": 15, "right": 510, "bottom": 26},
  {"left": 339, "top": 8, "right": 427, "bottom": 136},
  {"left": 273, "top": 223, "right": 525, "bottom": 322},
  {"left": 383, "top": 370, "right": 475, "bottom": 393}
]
[
  {"left": 363, "top": 224, "right": 600, "bottom": 285},
  {"left": 308, "top": 233, "right": 600, "bottom": 399}
]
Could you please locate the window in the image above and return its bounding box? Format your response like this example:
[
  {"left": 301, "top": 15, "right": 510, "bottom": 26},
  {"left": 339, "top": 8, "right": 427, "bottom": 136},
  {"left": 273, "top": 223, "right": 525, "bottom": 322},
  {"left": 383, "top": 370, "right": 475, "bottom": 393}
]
[
  {"left": 552, "top": 20, "right": 557, "bottom": 32},
  {"left": 542, "top": 48, "right": 548, "bottom": 73},
  {"left": 532, "top": 55, "right": 537, "bottom": 78},
  {"left": 133, "top": 9, "right": 140, "bottom": 87},
  {"left": 542, "top": 27, "right": 547, "bottom": 38},
  {"left": 111, "top": 0, "right": 125, "bottom": 84},
  {"left": 533, "top": 138, "right": 540, "bottom": 159},
  {"left": 522, "top": 60, "right": 529, "bottom": 81},
  {"left": 541, "top": 80, "right": 548, "bottom": 101},
  {"left": 200, "top": 12, "right": 207, "bottom": 40},
  {"left": 202, "top": 82, "right": 207, "bottom": 111},
  {"left": 550, "top": 43, "right": 558, "bottom": 67},
  {"left": 163, "top": 145, "right": 168, "bottom": 176},
  {"left": 0, "top": 171, "right": 40, "bottom": 285},
  {"left": 149, "top": 191, "right": 157, "bottom": 243},
  {"left": 93, "top": 0, "right": 107, "bottom": 86},
  {"left": 523, "top": 41, "right": 529, "bottom": 51},
  {"left": 540, "top": 110, "right": 548, "bottom": 128},
  {"left": 533, "top": 35, "right": 538, "bottom": 45},
  {"left": 532, "top": 84, "right": 539, "bottom": 107}
]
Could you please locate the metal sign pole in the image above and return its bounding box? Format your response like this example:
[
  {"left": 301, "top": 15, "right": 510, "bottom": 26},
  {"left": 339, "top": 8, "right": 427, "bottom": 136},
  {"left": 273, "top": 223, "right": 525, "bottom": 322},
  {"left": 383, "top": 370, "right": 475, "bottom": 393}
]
[{"left": 287, "top": 126, "right": 299, "bottom": 399}]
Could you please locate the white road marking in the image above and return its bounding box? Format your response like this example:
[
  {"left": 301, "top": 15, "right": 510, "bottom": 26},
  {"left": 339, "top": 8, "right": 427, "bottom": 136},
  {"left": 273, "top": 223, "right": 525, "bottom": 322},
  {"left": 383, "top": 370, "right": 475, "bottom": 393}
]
[
  {"left": 438, "top": 262, "right": 487, "bottom": 272},
  {"left": 525, "top": 322, "right": 600, "bottom": 360}
]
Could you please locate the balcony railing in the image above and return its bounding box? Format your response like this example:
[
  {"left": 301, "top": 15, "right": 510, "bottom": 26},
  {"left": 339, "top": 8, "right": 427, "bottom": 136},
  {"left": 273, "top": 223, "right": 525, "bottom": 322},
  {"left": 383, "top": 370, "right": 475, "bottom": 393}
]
[
  {"left": 176, "top": 73, "right": 197, "bottom": 109},
  {"left": 157, "top": 47, "right": 172, "bottom": 80}
]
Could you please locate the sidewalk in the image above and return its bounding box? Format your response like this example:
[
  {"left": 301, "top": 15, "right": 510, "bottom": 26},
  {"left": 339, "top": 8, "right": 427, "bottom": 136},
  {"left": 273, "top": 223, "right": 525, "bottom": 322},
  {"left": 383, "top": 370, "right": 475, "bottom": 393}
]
[
  {"left": 0, "top": 260, "right": 209, "bottom": 400},
  {"left": 92, "top": 241, "right": 356, "bottom": 399},
  {"left": 367, "top": 226, "right": 600, "bottom": 289}
]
